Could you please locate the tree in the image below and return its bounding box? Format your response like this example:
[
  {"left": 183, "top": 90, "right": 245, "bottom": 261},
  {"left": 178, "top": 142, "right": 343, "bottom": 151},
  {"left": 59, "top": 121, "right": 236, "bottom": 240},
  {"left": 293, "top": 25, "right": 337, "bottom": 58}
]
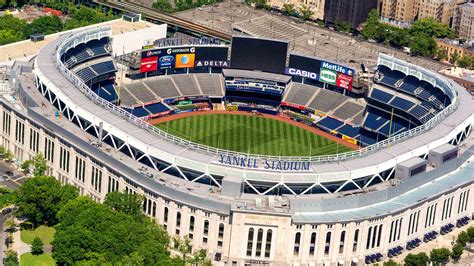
[
  {"left": 4, "top": 150, "right": 14, "bottom": 162},
  {"left": 467, "top": 226, "right": 474, "bottom": 242},
  {"left": 361, "top": 9, "right": 380, "bottom": 41},
  {"left": 451, "top": 243, "right": 464, "bottom": 262},
  {"left": 31, "top": 237, "right": 44, "bottom": 255},
  {"left": 15, "top": 176, "right": 79, "bottom": 227},
  {"left": 30, "top": 153, "right": 48, "bottom": 177},
  {"left": 152, "top": 0, "right": 173, "bottom": 13},
  {"left": 4, "top": 250, "right": 19, "bottom": 266},
  {"left": 335, "top": 21, "right": 351, "bottom": 32},
  {"left": 29, "top": 15, "right": 63, "bottom": 35},
  {"left": 457, "top": 231, "right": 470, "bottom": 246},
  {"left": 457, "top": 55, "right": 473, "bottom": 69},
  {"left": 450, "top": 50, "right": 460, "bottom": 65},
  {"left": 299, "top": 5, "right": 313, "bottom": 20},
  {"left": 20, "top": 160, "right": 31, "bottom": 174},
  {"left": 389, "top": 28, "right": 410, "bottom": 48},
  {"left": 5, "top": 217, "right": 16, "bottom": 232},
  {"left": 189, "top": 249, "right": 211, "bottom": 266},
  {"left": 383, "top": 259, "right": 399, "bottom": 266},
  {"left": 409, "top": 33, "right": 436, "bottom": 56},
  {"left": 404, "top": 252, "right": 429, "bottom": 266},
  {"left": 430, "top": 248, "right": 451, "bottom": 265},
  {"left": 410, "top": 17, "right": 455, "bottom": 39},
  {"left": 103, "top": 191, "right": 143, "bottom": 218},
  {"left": 173, "top": 236, "right": 192, "bottom": 262},
  {"left": 282, "top": 3, "right": 296, "bottom": 16},
  {"left": 52, "top": 197, "right": 173, "bottom": 265},
  {"left": 435, "top": 47, "right": 448, "bottom": 61}
]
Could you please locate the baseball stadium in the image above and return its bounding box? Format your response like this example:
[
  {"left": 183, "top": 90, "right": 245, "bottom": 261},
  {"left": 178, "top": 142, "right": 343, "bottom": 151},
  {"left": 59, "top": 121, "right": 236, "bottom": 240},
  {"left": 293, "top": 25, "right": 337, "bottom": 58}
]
[{"left": 0, "top": 13, "right": 473, "bottom": 265}]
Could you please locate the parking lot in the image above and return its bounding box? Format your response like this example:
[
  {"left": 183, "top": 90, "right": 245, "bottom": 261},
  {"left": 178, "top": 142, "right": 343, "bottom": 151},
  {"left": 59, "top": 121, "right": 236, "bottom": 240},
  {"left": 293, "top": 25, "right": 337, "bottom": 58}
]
[{"left": 175, "top": 0, "right": 448, "bottom": 72}]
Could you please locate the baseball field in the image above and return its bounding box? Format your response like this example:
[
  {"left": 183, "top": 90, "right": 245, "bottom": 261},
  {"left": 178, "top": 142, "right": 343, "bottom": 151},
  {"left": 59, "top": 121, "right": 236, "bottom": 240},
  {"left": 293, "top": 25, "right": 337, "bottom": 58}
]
[{"left": 154, "top": 113, "right": 354, "bottom": 156}]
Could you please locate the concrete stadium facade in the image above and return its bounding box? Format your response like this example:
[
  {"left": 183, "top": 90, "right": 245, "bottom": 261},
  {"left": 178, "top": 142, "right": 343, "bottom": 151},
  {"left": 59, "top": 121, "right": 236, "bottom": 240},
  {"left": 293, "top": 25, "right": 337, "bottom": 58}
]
[{"left": 1, "top": 26, "right": 473, "bottom": 265}]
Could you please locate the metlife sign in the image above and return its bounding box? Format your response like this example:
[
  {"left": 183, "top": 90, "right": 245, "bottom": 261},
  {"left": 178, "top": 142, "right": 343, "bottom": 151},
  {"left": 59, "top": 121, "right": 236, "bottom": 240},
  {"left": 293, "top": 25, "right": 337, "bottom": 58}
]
[
  {"left": 285, "top": 67, "right": 319, "bottom": 80},
  {"left": 320, "top": 61, "right": 354, "bottom": 76}
]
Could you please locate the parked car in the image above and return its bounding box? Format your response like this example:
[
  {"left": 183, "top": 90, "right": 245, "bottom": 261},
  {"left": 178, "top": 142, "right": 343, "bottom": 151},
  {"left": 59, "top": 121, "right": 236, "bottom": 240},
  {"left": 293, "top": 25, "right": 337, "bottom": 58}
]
[{"left": 5, "top": 171, "right": 13, "bottom": 176}]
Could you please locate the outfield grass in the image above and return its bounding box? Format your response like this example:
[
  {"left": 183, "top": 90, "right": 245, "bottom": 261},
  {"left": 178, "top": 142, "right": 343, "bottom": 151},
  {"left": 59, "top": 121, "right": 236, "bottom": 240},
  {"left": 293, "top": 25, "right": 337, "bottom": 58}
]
[
  {"left": 21, "top": 226, "right": 55, "bottom": 245},
  {"left": 20, "top": 253, "right": 55, "bottom": 266},
  {"left": 156, "top": 114, "right": 352, "bottom": 156}
]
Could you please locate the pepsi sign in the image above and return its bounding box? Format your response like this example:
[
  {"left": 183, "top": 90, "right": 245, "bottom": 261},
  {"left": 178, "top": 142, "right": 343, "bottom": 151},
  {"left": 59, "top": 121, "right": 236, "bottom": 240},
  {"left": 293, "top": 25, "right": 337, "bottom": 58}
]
[
  {"left": 285, "top": 67, "right": 319, "bottom": 80},
  {"left": 320, "top": 61, "right": 354, "bottom": 76}
]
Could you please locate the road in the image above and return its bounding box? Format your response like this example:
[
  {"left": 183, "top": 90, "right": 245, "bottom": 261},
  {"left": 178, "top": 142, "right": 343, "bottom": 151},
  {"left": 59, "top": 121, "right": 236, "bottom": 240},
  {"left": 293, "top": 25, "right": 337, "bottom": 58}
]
[{"left": 0, "top": 212, "right": 12, "bottom": 263}]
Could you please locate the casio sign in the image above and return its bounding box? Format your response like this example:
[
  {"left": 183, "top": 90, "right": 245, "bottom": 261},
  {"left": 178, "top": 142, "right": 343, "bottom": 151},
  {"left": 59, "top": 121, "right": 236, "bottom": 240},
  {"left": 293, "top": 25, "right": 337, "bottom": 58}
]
[{"left": 285, "top": 68, "right": 318, "bottom": 80}]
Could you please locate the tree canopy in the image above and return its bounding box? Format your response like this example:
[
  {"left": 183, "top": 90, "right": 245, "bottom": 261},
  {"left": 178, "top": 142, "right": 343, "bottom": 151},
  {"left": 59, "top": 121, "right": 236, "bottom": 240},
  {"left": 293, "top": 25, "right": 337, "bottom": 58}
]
[
  {"left": 103, "top": 191, "right": 143, "bottom": 218},
  {"left": 404, "top": 252, "right": 429, "bottom": 266},
  {"left": 52, "top": 196, "right": 175, "bottom": 265},
  {"left": 15, "top": 176, "right": 79, "bottom": 227},
  {"left": 430, "top": 248, "right": 451, "bottom": 265}
]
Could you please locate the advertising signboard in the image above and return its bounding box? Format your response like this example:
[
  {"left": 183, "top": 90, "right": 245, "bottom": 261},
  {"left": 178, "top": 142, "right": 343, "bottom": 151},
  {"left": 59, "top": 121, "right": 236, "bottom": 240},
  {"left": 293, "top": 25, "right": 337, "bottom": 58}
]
[
  {"left": 195, "top": 60, "right": 229, "bottom": 68},
  {"left": 140, "top": 56, "right": 158, "bottom": 73},
  {"left": 336, "top": 73, "right": 353, "bottom": 90},
  {"left": 320, "top": 60, "right": 354, "bottom": 76},
  {"left": 319, "top": 68, "right": 337, "bottom": 85},
  {"left": 285, "top": 67, "right": 319, "bottom": 80},
  {"left": 175, "top": 53, "right": 195, "bottom": 68},
  {"left": 158, "top": 55, "right": 175, "bottom": 69}
]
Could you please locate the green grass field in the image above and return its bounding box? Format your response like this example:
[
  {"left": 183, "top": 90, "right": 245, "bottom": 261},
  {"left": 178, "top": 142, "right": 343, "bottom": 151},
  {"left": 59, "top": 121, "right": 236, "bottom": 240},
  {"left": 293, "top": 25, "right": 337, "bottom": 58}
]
[
  {"left": 20, "top": 253, "right": 55, "bottom": 266},
  {"left": 21, "top": 226, "right": 56, "bottom": 245},
  {"left": 156, "top": 114, "right": 352, "bottom": 156}
]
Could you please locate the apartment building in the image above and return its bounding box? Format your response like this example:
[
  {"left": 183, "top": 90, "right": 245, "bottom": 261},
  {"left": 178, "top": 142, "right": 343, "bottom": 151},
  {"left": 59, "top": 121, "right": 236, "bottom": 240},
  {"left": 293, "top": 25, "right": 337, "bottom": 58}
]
[
  {"left": 453, "top": 2, "right": 474, "bottom": 40},
  {"left": 267, "top": 0, "right": 325, "bottom": 20}
]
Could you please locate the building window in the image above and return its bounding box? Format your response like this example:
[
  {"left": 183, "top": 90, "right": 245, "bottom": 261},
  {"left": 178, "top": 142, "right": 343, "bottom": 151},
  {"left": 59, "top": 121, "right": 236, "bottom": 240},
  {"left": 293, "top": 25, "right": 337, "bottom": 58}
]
[
  {"left": 324, "top": 232, "right": 332, "bottom": 255},
  {"left": 75, "top": 156, "right": 86, "bottom": 182},
  {"left": 91, "top": 166, "right": 102, "bottom": 193},
  {"left": 107, "top": 176, "right": 119, "bottom": 193},
  {"left": 59, "top": 146, "right": 70, "bottom": 173},
  {"left": 176, "top": 212, "right": 181, "bottom": 228},
  {"left": 218, "top": 223, "right": 224, "bottom": 239},
  {"left": 43, "top": 137, "right": 54, "bottom": 162},
  {"left": 15, "top": 120, "right": 24, "bottom": 145},
  {"left": 264, "top": 229, "right": 272, "bottom": 258},
  {"left": 353, "top": 229, "right": 359, "bottom": 252},
  {"left": 256, "top": 229, "right": 264, "bottom": 257},
  {"left": 164, "top": 207, "right": 169, "bottom": 223},
  {"left": 246, "top": 228, "right": 254, "bottom": 257},
  {"left": 203, "top": 220, "right": 209, "bottom": 236},
  {"left": 152, "top": 202, "right": 156, "bottom": 217},
  {"left": 339, "top": 231, "right": 346, "bottom": 254},
  {"left": 3, "top": 111, "right": 11, "bottom": 135},
  {"left": 29, "top": 129, "right": 39, "bottom": 152},
  {"left": 189, "top": 216, "right": 195, "bottom": 232},
  {"left": 309, "top": 232, "right": 317, "bottom": 256},
  {"left": 293, "top": 232, "right": 301, "bottom": 256}
]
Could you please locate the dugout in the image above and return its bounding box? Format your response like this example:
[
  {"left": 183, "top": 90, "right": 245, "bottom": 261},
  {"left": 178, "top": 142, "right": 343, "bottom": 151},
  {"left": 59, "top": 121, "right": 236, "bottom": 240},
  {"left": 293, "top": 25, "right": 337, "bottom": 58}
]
[
  {"left": 395, "top": 157, "right": 427, "bottom": 179},
  {"left": 30, "top": 33, "right": 44, "bottom": 42},
  {"left": 428, "top": 144, "right": 459, "bottom": 167}
]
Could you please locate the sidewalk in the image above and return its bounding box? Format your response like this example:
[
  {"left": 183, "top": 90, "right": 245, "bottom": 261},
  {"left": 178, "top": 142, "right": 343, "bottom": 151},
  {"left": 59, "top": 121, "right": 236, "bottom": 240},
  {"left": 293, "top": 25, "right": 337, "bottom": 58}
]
[{"left": 11, "top": 224, "right": 30, "bottom": 256}]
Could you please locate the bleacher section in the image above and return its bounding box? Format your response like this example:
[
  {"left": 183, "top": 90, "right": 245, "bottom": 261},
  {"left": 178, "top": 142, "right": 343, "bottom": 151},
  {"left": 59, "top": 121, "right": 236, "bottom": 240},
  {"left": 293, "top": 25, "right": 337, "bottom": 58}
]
[
  {"left": 172, "top": 75, "right": 200, "bottom": 96},
  {"left": 195, "top": 74, "right": 223, "bottom": 96},
  {"left": 332, "top": 101, "right": 364, "bottom": 121},
  {"left": 63, "top": 38, "right": 110, "bottom": 69},
  {"left": 93, "top": 83, "right": 118, "bottom": 103},
  {"left": 73, "top": 59, "right": 116, "bottom": 83},
  {"left": 123, "top": 82, "right": 156, "bottom": 103},
  {"left": 284, "top": 83, "right": 319, "bottom": 106},
  {"left": 362, "top": 107, "right": 409, "bottom": 137},
  {"left": 307, "top": 88, "right": 347, "bottom": 112},
  {"left": 316, "top": 117, "right": 344, "bottom": 131},
  {"left": 143, "top": 77, "right": 181, "bottom": 99}
]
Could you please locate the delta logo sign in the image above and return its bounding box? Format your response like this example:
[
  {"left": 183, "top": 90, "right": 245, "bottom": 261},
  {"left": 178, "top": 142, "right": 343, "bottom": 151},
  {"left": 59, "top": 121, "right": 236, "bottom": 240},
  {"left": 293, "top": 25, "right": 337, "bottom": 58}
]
[{"left": 140, "top": 56, "right": 158, "bottom": 73}]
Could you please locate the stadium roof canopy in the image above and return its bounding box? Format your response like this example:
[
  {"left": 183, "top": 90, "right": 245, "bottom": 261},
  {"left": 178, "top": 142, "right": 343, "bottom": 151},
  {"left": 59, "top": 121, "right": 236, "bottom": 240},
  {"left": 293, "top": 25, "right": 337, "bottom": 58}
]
[{"left": 222, "top": 69, "right": 292, "bottom": 83}]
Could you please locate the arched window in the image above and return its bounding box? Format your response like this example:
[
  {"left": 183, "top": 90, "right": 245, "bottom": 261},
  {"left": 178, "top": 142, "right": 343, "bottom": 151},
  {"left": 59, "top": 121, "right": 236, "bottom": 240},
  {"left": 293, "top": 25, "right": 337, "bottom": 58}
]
[
  {"left": 309, "top": 232, "right": 317, "bottom": 256},
  {"left": 294, "top": 232, "right": 301, "bottom": 256},
  {"left": 353, "top": 229, "right": 359, "bottom": 252},
  {"left": 366, "top": 226, "right": 372, "bottom": 250},
  {"left": 203, "top": 220, "right": 209, "bottom": 236},
  {"left": 324, "top": 232, "right": 332, "bottom": 255},
  {"left": 189, "top": 216, "right": 195, "bottom": 232},
  {"left": 218, "top": 223, "right": 224, "bottom": 239},
  {"left": 152, "top": 202, "right": 156, "bottom": 217},
  {"left": 256, "top": 229, "right": 264, "bottom": 257},
  {"left": 339, "top": 231, "right": 346, "bottom": 254},
  {"left": 377, "top": 225, "right": 383, "bottom": 247},
  {"left": 371, "top": 225, "right": 378, "bottom": 249},
  {"left": 247, "top": 228, "right": 254, "bottom": 257},
  {"left": 264, "top": 229, "right": 272, "bottom": 258},
  {"left": 164, "top": 207, "right": 169, "bottom": 223},
  {"left": 176, "top": 212, "right": 181, "bottom": 227}
]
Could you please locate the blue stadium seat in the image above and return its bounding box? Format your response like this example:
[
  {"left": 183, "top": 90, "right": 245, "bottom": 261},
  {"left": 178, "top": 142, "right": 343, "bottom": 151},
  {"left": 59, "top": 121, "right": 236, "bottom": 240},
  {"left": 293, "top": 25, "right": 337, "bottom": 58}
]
[
  {"left": 390, "top": 97, "right": 415, "bottom": 110},
  {"left": 337, "top": 124, "right": 360, "bottom": 137},
  {"left": 130, "top": 106, "right": 150, "bottom": 117},
  {"left": 94, "top": 84, "right": 118, "bottom": 103},
  {"left": 317, "top": 117, "right": 344, "bottom": 130},
  {"left": 90, "top": 61, "right": 116, "bottom": 76},
  {"left": 370, "top": 88, "right": 394, "bottom": 104},
  {"left": 144, "top": 102, "right": 171, "bottom": 114}
]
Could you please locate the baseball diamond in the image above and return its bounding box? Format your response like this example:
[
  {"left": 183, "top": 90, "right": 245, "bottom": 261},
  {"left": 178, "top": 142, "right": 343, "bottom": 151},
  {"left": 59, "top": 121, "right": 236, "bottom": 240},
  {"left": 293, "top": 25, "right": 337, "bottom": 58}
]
[{"left": 154, "top": 114, "right": 353, "bottom": 156}]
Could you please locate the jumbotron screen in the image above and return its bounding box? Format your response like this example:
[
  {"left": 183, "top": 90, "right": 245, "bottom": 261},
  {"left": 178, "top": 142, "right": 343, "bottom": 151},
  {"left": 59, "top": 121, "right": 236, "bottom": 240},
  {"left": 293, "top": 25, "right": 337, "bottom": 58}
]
[{"left": 230, "top": 36, "right": 288, "bottom": 74}]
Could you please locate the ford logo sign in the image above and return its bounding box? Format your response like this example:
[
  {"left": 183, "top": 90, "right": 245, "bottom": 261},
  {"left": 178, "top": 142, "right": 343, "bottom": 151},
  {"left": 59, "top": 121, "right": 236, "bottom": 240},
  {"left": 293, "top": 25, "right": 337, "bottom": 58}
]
[{"left": 160, "top": 55, "right": 174, "bottom": 62}]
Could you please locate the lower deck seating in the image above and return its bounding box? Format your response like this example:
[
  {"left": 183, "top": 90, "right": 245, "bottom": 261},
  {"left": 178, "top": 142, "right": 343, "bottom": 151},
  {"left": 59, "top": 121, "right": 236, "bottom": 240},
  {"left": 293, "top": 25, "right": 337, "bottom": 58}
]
[{"left": 317, "top": 117, "right": 344, "bottom": 130}]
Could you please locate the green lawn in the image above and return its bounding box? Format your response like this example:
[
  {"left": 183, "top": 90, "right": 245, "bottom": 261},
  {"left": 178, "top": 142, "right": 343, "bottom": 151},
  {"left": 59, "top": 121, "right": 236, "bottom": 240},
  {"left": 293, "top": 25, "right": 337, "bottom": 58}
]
[
  {"left": 20, "top": 253, "right": 55, "bottom": 266},
  {"left": 21, "top": 226, "right": 55, "bottom": 245},
  {"left": 0, "top": 187, "right": 15, "bottom": 208},
  {"left": 156, "top": 114, "right": 352, "bottom": 156}
]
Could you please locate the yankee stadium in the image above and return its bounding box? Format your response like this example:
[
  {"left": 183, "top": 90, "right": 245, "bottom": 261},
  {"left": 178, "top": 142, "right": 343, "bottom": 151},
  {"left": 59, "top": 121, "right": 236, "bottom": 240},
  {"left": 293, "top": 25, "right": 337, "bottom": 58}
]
[{"left": 0, "top": 12, "right": 473, "bottom": 266}]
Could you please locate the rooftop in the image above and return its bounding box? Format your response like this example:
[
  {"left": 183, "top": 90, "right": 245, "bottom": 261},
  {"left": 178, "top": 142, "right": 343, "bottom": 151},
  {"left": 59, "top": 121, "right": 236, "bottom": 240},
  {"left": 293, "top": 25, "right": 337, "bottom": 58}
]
[{"left": 439, "top": 67, "right": 474, "bottom": 83}]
